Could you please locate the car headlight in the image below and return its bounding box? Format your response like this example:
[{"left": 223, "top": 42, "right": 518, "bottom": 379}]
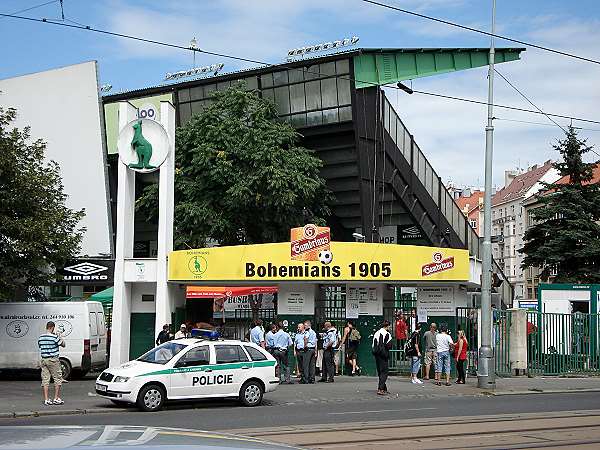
[{"left": 113, "top": 376, "right": 130, "bottom": 383}]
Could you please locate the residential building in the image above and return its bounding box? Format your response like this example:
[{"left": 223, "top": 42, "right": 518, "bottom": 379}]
[
  {"left": 491, "top": 161, "right": 560, "bottom": 300},
  {"left": 523, "top": 163, "right": 600, "bottom": 300},
  {"left": 455, "top": 189, "right": 485, "bottom": 236}
]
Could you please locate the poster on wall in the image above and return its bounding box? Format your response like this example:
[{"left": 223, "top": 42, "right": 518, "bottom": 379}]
[
  {"left": 278, "top": 288, "right": 315, "bottom": 315},
  {"left": 417, "top": 287, "right": 455, "bottom": 316},
  {"left": 347, "top": 286, "right": 382, "bottom": 316}
]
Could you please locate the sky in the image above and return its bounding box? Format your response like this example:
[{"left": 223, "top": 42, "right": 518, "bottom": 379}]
[{"left": 1, "top": 0, "right": 599, "bottom": 188}]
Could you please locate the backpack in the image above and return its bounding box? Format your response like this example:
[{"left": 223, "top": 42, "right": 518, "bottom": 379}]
[
  {"left": 349, "top": 328, "right": 361, "bottom": 342},
  {"left": 403, "top": 332, "right": 417, "bottom": 356}
]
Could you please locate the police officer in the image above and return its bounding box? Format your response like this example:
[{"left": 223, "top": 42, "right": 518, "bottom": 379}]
[
  {"left": 272, "top": 324, "right": 293, "bottom": 384},
  {"left": 319, "top": 321, "right": 338, "bottom": 383},
  {"left": 250, "top": 319, "right": 265, "bottom": 348},
  {"left": 303, "top": 320, "right": 317, "bottom": 384},
  {"left": 265, "top": 323, "right": 277, "bottom": 354},
  {"left": 294, "top": 323, "right": 306, "bottom": 383}
]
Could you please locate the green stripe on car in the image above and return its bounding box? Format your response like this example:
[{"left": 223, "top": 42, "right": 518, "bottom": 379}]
[{"left": 138, "top": 360, "right": 276, "bottom": 377}]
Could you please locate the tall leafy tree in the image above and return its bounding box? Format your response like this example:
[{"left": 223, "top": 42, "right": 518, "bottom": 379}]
[
  {"left": 0, "top": 107, "right": 85, "bottom": 300},
  {"left": 520, "top": 127, "right": 600, "bottom": 282},
  {"left": 137, "top": 83, "right": 331, "bottom": 248}
]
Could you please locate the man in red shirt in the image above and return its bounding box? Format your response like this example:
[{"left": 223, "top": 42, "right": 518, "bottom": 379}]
[{"left": 395, "top": 312, "right": 408, "bottom": 360}]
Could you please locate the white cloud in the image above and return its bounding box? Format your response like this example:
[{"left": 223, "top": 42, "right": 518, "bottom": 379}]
[{"left": 387, "top": 16, "right": 600, "bottom": 187}]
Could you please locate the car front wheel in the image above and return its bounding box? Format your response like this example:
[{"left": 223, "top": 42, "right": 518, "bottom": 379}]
[
  {"left": 239, "top": 380, "right": 263, "bottom": 407},
  {"left": 136, "top": 384, "right": 166, "bottom": 412}
]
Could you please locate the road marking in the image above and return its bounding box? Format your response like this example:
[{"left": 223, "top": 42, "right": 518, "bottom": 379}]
[{"left": 328, "top": 407, "right": 435, "bottom": 415}]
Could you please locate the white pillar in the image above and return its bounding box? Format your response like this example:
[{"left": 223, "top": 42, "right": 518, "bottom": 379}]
[
  {"left": 110, "top": 102, "right": 138, "bottom": 367},
  {"left": 509, "top": 308, "right": 527, "bottom": 375},
  {"left": 155, "top": 101, "right": 176, "bottom": 334}
]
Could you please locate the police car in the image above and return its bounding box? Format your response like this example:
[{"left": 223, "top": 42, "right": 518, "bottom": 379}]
[{"left": 95, "top": 337, "right": 279, "bottom": 412}]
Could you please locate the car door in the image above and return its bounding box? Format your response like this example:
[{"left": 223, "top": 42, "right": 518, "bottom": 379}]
[
  {"left": 169, "top": 345, "right": 210, "bottom": 399},
  {"left": 213, "top": 344, "right": 252, "bottom": 397}
]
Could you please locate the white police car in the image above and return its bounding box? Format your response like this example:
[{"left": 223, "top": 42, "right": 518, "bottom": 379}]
[{"left": 95, "top": 338, "right": 279, "bottom": 411}]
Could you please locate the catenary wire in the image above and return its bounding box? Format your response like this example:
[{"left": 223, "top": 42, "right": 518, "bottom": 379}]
[
  {"left": 1, "top": 11, "right": 600, "bottom": 127},
  {"left": 9, "top": 0, "right": 58, "bottom": 15},
  {"left": 492, "top": 68, "right": 600, "bottom": 158},
  {"left": 494, "top": 68, "right": 566, "bottom": 133},
  {"left": 494, "top": 117, "right": 600, "bottom": 132},
  {"left": 357, "top": 0, "right": 600, "bottom": 66}
]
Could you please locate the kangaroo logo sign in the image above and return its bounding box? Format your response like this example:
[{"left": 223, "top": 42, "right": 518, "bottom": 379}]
[{"left": 118, "top": 118, "right": 169, "bottom": 173}]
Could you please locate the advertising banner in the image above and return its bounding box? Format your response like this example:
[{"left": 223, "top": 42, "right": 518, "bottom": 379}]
[
  {"left": 169, "top": 242, "right": 469, "bottom": 283},
  {"left": 55, "top": 259, "right": 114, "bottom": 285}
]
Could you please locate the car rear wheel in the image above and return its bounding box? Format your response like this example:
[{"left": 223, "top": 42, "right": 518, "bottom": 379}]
[
  {"left": 136, "top": 384, "right": 166, "bottom": 412},
  {"left": 239, "top": 380, "right": 263, "bottom": 407},
  {"left": 59, "top": 358, "right": 72, "bottom": 381}
]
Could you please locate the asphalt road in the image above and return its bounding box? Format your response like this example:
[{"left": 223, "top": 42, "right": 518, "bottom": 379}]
[{"left": 4, "top": 391, "right": 600, "bottom": 430}]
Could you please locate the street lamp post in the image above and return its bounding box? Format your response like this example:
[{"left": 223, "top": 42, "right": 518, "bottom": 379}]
[{"left": 478, "top": 0, "right": 497, "bottom": 389}]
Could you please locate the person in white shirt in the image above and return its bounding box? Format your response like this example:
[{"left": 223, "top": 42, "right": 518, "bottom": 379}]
[
  {"left": 435, "top": 325, "right": 455, "bottom": 386},
  {"left": 372, "top": 320, "right": 392, "bottom": 395},
  {"left": 174, "top": 324, "right": 188, "bottom": 339}
]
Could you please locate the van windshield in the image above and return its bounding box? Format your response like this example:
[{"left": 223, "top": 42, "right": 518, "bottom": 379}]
[{"left": 137, "top": 342, "right": 187, "bottom": 365}]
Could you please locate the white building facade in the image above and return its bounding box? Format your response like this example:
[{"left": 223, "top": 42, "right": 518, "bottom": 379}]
[{"left": 491, "top": 161, "right": 560, "bottom": 301}]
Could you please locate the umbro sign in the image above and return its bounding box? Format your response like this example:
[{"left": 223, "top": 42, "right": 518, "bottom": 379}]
[{"left": 56, "top": 259, "right": 114, "bottom": 285}]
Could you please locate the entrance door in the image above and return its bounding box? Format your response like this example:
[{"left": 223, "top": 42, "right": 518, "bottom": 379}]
[
  {"left": 129, "top": 313, "right": 156, "bottom": 360},
  {"left": 186, "top": 299, "right": 214, "bottom": 327}
]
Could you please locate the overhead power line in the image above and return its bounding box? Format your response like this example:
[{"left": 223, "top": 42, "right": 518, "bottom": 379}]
[
  {"left": 358, "top": 0, "right": 600, "bottom": 66},
  {"left": 494, "top": 117, "right": 600, "bottom": 132},
  {"left": 9, "top": 0, "right": 58, "bottom": 15},
  {"left": 1, "top": 11, "right": 599, "bottom": 127}
]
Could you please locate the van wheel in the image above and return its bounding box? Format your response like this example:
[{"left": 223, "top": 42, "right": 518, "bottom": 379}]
[
  {"left": 59, "top": 358, "right": 72, "bottom": 381},
  {"left": 136, "top": 384, "right": 165, "bottom": 412},
  {"left": 239, "top": 380, "right": 263, "bottom": 407}
]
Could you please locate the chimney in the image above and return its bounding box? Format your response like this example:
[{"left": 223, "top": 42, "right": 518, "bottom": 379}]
[{"left": 504, "top": 170, "right": 518, "bottom": 188}]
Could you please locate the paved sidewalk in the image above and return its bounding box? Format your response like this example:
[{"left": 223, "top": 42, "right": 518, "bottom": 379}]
[{"left": 0, "top": 372, "right": 598, "bottom": 419}]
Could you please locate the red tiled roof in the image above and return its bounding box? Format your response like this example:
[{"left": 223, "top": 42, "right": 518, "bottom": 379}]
[
  {"left": 555, "top": 163, "right": 600, "bottom": 186},
  {"left": 455, "top": 191, "right": 484, "bottom": 214},
  {"left": 492, "top": 161, "right": 554, "bottom": 206}
]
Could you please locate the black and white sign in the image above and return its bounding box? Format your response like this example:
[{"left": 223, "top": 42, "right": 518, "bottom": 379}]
[
  {"left": 399, "top": 224, "right": 423, "bottom": 240},
  {"left": 56, "top": 259, "right": 114, "bottom": 285}
]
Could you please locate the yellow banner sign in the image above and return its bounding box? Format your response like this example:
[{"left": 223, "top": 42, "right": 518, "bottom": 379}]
[{"left": 168, "top": 242, "right": 469, "bottom": 283}]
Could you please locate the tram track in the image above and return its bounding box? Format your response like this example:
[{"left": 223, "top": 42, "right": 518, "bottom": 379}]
[{"left": 230, "top": 410, "right": 600, "bottom": 449}]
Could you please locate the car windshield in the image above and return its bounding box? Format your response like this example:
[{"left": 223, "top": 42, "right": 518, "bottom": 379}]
[{"left": 137, "top": 342, "right": 187, "bottom": 365}]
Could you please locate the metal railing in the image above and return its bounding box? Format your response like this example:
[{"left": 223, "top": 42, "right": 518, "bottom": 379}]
[
  {"left": 382, "top": 94, "right": 512, "bottom": 302},
  {"left": 527, "top": 311, "right": 599, "bottom": 375}
]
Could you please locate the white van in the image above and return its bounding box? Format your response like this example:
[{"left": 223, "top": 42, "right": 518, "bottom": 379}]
[{"left": 0, "top": 301, "right": 107, "bottom": 379}]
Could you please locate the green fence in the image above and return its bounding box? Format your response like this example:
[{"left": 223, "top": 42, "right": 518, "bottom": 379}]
[{"left": 527, "top": 311, "right": 599, "bottom": 376}]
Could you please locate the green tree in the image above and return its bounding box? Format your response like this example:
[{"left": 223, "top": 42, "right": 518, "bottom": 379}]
[
  {"left": 520, "top": 127, "right": 600, "bottom": 282},
  {"left": 0, "top": 106, "right": 85, "bottom": 300},
  {"left": 137, "top": 83, "right": 331, "bottom": 247}
]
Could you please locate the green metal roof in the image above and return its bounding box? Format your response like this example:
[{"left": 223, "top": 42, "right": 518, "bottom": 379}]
[{"left": 353, "top": 47, "right": 525, "bottom": 88}]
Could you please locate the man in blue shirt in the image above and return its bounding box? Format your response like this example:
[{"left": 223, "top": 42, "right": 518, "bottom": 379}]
[
  {"left": 293, "top": 323, "right": 306, "bottom": 383},
  {"left": 303, "top": 320, "right": 317, "bottom": 384},
  {"left": 319, "top": 321, "right": 338, "bottom": 383},
  {"left": 272, "top": 323, "right": 293, "bottom": 384},
  {"left": 38, "top": 321, "right": 66, "bottom": 405},
  {"left": 250, "top": 319, "right": 265, "bottom": 348},
  {"left": 265, "top": 323, "right": 277, "bottom": 354}
]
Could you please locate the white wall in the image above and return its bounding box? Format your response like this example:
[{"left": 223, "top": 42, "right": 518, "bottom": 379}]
[
  {"left": 131, "top": 283, "right": 157, "bottom": 313},
  {"left": 0, "top": 61, "right": 112, "bottom": 257}
]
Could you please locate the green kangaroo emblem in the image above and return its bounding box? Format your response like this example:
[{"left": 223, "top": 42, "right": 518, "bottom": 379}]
[{"left": 129, "top": 120, "right": 155, "bottom": 170}]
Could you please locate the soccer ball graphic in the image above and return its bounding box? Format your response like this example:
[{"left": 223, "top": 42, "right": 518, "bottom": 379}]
[{"left": 318, "top": 250, "right": 333, "bottom": 265}]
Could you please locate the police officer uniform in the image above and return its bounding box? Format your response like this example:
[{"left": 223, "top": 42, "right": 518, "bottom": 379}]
[
  {"left": 304, "top": 326, "right": 317, "bottom": 384},
  {"left": 320, "top": 326, "right": 338, "bottom": 382},
  {"left": 294, "top": 330, "right": 307, "bottom": 383},
  {"left": 265, "top": 328, "right": 276, "bottom": 354},
  {"left": 272, "top": 328, "right": 293, "bottom": 383}
]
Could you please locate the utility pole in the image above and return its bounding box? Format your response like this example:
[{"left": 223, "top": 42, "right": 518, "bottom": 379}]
[{"left": 478, "top": 0, "right": 497, "bottom": 389}]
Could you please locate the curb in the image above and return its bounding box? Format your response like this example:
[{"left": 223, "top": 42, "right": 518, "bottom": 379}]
[
  {"left": 0, "top": 407, "right": 128, "bottom": 419},
  {"left": 483, "top": 388, "right": 600, "bottom": 396}
]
